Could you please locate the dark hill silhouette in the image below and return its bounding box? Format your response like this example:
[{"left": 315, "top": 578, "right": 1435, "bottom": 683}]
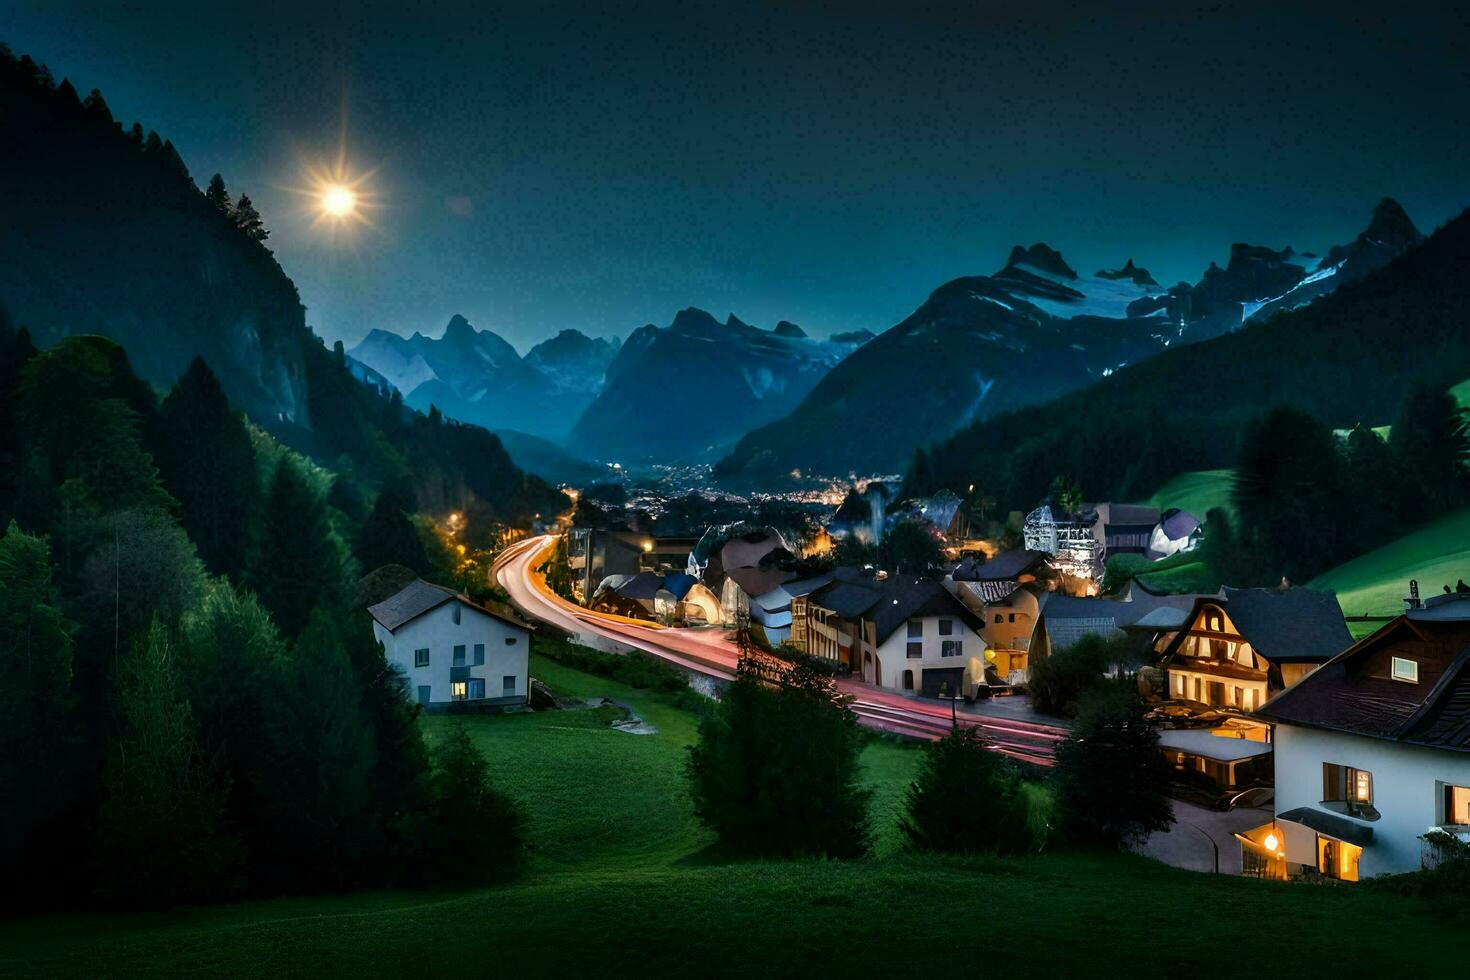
[{"left": 0, "top": 45, "right": 560, "bottom": 522}]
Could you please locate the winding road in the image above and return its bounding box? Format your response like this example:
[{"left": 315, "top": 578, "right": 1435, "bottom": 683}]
[{"left": 494, "top": 535, "right": 1065, "bottom": 765}]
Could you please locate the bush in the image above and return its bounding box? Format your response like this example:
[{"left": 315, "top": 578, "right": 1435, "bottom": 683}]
[
  {"left": 1053, "top": 686, "right": 1174, "bottom": 848},
  {"left": 901, "top": 726, "right": 1036, "bottom": 854},
  {"left": 535, "top": 637, "right": 688, "bottom": 693},
  {"left": 1027, "top": 633, "right": 1135, "bottom": 716},
  {"left": 424, "top": 723, "right": 523, "bottom": 885},
  {"left": 687, "top": 660, "right": 870, "bottom": 858}
]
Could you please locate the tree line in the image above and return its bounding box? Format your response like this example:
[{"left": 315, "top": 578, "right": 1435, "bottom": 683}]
[
  {"left": 686, "top": 650, "right": 1172, "bottom": 860},
  {"left": 0, "top": 322, "right": 522, "bottom": 911}
]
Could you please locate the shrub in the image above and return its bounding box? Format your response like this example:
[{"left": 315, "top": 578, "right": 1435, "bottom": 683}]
[
  {"left": 687, "top": 660, "right": 870, "bottom": 858},
  {"left": 1026, "top": 634, "right": 1127, "bottom": 716},
  {"left": 901, "top": 726, "right": 1034, "bottom": 854},
  {"left": 1053, "top": 686, "right": 1174, "bottom": 848},
  {"left": 423, "top": 723, "right": 523, "bottom": 885},
  {"left": 535, "top": 637, "right": 688, "bottom": 693}
]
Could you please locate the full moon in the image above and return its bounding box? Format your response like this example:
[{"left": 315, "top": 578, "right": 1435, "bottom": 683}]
[{"left": 321, "top": 184, "right": 356, "bottom": 217}]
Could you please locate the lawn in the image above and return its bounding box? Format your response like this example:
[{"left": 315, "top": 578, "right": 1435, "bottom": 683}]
[
  {"left": 3, "top": 651, "right": 1468, "bottom": 978},
  {"left": 1144, "top": 468, "right": 1234, "bottom": 519},
  {"left": 1309, "top": 507, "right": 1470, "bottom": 617}
]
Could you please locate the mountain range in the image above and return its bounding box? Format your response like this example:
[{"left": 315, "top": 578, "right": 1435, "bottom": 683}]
[
  {"left": 566, "top": 309, "right": 867, "bottom": 462},
  {"left": 714, "top": 199, "right": 1424, "bottom": 481},
  {"left": 908, "top": 202, "right": 1470, "bottom": 514},
  {"left": 348, "top": 318, "right": 619, "bottom": 441}
]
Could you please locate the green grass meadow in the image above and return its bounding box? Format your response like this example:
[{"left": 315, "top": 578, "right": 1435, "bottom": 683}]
[
  {"left": 3, "top": 652, "right": 1468, "bottom": 977},
  {"left": 1310, "top": 507, "right": 1470, "bottom": 617},
  {"left": 1145, "top": 468, "right": 1235, "bottom": 519}
]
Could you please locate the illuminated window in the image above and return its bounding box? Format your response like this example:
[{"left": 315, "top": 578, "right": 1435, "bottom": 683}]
[
  {"left": 1391, "top": 657, "right": 1419, "bottom": 683},
  {"left": 1207, "top": 612, "right": 1222, "bottom": 631},
  {"left": 1445, "top": 785, "right": 1470, "bottom": 825},
  {"left": 451, "top": 681, "right": 468, "bottom": 701},
  {"left": 1323, "top": 763, "right": 1374, "bottom": 816},
  {"left": 414, "top": 648, "right": 430, "bottom": 668}
]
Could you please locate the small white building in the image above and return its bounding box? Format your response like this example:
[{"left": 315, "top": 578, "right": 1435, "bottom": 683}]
[
  {"left": 1244, "top": 594, "right": 1470, "bottom": 880},
  {"left": 368, "top": 579, "right": 532, "bottom": 710}
]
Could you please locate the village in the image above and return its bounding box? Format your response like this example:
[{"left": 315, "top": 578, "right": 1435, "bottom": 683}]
[{"left": 360, "top": 476, "right": 1470, "bottom": 885}]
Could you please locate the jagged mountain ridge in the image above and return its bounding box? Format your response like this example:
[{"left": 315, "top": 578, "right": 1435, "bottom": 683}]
[
  {"left": 349, "top": 317, "right": 619, "bottom": 441},
  {"left": 568, "top": 308, "right": 867, "bottom": 462},
  {"left": 715, "top": 199, "right": 1423, "bottom": 481}
]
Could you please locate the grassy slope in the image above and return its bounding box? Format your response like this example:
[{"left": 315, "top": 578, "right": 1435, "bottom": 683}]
[
  {"left": 1310, "top": 508, "right": 1470, "bottom": 617},
  {"left": 1145, "top": 467, "right": 1235, "bottom": 519},
  {"left": 4, "top": 654, "right": 1469, "bottom": 978}
]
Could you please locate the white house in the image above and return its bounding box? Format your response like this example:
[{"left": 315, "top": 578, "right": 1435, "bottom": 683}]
[
  {"left": 1242, "top": 593, "right": 1470, "bottom": 880},
  {"left": 794, "top": 569, "right": 989, "bottom": 698},
  {"left": 368, "top": 579, "right": 532, "bottom": 710}
]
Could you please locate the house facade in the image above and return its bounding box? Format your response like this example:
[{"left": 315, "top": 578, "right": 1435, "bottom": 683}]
[
  {"left": 792, "top": 569, "right": 989, "bottom": 698},
  {"left": 1157, "top": 587, "right": 1351, "bottom": 713},
  {"left": 368, "top": 579, "right": 531, "bottom": 711},
  {"left": 1245, "top": 594, "right": 1470, "bottom": 881}
]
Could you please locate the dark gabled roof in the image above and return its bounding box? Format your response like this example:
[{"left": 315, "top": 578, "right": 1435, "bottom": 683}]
[
  {"left": 1158, "top": 508, "right": 1201, "bottom": 540},
  {"left": 1219, "top": 586, "right": 1351, "bottom": 663},
  {"left": 813, "top": 579, "right": 885, "bottom": 619},
  {"left": 953, "top": 549, "right": 1046, "bottom": 582},
  {"left": 1257, "top": 616, "right": 1470, "bottom": 751},
  {"left": 869, "top": 576, "right": 985, "bottom": 645},
  {"left": 367, "top": 579, "right": 530, "bottom": 633}
]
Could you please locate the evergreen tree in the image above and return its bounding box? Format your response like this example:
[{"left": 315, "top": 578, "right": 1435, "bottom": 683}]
[
  {"left": 157, "top": 357, "right": 260, "bottom": 577},
  {"left": 177, "top": 582, "right": 289, "bottom": 872},
  {"left": 1048, "top": 474, "right": 1084, "bottom": 515},
  {"left": 424, "top": 723, "right": 523, "bottom": 885},
  {"left": 1232, "top": 406, "right": 1347, "bottom": 583},
  {"left": 879, "top": 519, "right": 944, "bottom": 575},
  {"left": 1344, "top": 422, "right": 1400, "bottom": 547},
  {"left": 231, "top": 193, "right": 268, "bottom": 241},
  {"left": 128, "top": 121, "right": 144, "bottom": 146},
  {"left": 1391, "top": 383, "right": 1470, "bottom": 516},
  {"left": 250, "top": 458, "right": 346, "bottom": 638},
  {"left": 902, "top": 726, "right": 1030, "bottom": 854},
  {"left": 0, "top": 523, "right": 75, "bottom": 880},
  {"left": 205, "top": 173, "right": 230, "bottom": 213},
  {"left": 98, "top": 620, "right": 239, "bottom": 906},
  {"left": 1054, "top": 687, "right": 1174, "bottom": 848},
  {"left": 342, "top": 612, "right": 434, "bottom": 879},
  {"left": 81, "top": 87, "right": 111, "bottom": 123},
  {"left": 262, "top": 611, "right": 379, "bottom": 888},
  {"left": 354, "top": 484, "right": 430, "bottom": 576},
  {"left": 687, "top": 658, "right": 870, "bottom": 857}
]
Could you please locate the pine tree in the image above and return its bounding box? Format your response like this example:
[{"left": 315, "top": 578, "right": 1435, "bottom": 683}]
[
  {"left": 82, "top": 87, "right": 111, "bottom": 123},
  {"left": 231, "top": 193, "right": 269, "bottom": 241},
  {"left": 0, "top": 523, "right": 75, "bottom": 879},
  {"left": 250, "top": 458, "right": 346, "bottom": 638},
  {"left": 128, "top": 122, "right": 144, "bottom": 146},
  {"left": 205, "top": 173, "right": 230, "bottom": 213},
  {"left": 1391, "top": 384, "right": 1470, "bottom": 516},
  {"left": 98, "top": 620, "right": 239, "bottom": 905},
  {"left": 354, "top": 484, "right": 430, "bottom": 576},
  {"left": 902, "top": 726, "right": 1031, "bottom": 854},
  {"left": 157, "top": 358, "right": 260, "bottom": 577},
  {"left": 425, "top": 723, "right": 523, "bottom": 884},
  {"left": 1054, "top": 687, "right": 1174, "bottom": 848}
]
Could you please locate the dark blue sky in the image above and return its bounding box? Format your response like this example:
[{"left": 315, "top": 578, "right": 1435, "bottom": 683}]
[{"left": 8, "top": 1, "right": 1469, "bottom": 351}]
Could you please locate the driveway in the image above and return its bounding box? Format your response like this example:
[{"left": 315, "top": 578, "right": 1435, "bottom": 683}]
[{"left": 1138, "top": 800, "right": 1272, "bottom": 875}]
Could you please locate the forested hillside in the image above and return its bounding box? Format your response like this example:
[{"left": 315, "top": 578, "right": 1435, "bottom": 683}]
[
  {"left": 906, "top": 206, "right": 1470, "bottom": 513},
  {"left": 0, "top": 46, "right": 561, "bottom": 524}
]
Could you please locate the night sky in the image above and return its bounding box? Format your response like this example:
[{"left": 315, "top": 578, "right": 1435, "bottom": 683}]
[{"left": 8, "top": 1, "right": 1469, "bottom": 351}]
